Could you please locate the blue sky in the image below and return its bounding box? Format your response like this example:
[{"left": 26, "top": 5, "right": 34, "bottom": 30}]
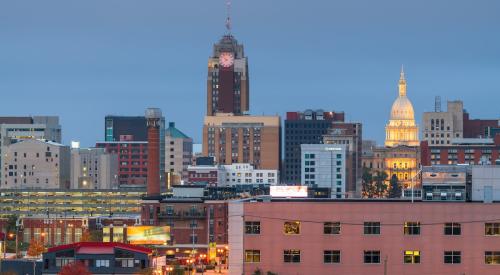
[{"left": 1, "top": 0, "right": 499, "bottom": 146}]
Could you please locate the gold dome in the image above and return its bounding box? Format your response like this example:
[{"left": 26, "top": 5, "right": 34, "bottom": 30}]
[
  {"left": 385, "top": 67, "right": 419, "bottom": 147},
  {"left": 390, "top": 95, "right": 415, "bottom": 121}
]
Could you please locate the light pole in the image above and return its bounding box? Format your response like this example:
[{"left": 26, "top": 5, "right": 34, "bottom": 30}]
[
  {"left": 199, "top": 253, "right": 206, "bottom": 275},
  {"left": 8, "top": 233, "right": 18, "bottom": 259}
]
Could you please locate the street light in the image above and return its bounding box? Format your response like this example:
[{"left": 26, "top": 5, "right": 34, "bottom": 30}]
[
  {"left": 199, "top": 254, "right": 207, "bottom": 275},
  {"left": 186, "top": 259, "right": 194, "bottom": 274},
  {"left": 166, "top": 266, "right": 174, "bottom": 275},
  {"left": 8, "top": 233, "right": 18, "bottom": 259}
]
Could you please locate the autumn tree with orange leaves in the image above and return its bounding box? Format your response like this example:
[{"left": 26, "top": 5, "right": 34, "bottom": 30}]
[
  {"left": 58, "top": 262, "right": 91, "bottom": 275},
  {"left": 26, "top": 238, "right": 45, "bottom": 258}
]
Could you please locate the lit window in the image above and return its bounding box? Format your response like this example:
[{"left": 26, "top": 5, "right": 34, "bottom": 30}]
[
  {"left": 485, "top": 251, "right": 500, "bottom": 264},
  {"left": 324, "top": 222, "right": 341, "bottom": 235},
  {"left": 404, "top": 250, "right": 420, "bottom": 264},
  {"left": 485, "top": 223, "right": 500, "bottom": 235},
  {"left": 444, "top": 251, "right": 461, "bottom": 264},
  {"left": 284, "top": 221, "right": 300, "bottom": 235},
  {"left": 404, "top": 222, "right": 420, "bottom": 235},
  {"left": 244, "top": 250, "right": 260, "bottom": 263},
  {"left": 284, "top": 250, "right": 301, "bottom": 263}
]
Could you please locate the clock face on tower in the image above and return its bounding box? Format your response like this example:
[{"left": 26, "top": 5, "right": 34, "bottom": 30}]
[{"left": 219, "top": 52, "right": 234, "bottom": 68}]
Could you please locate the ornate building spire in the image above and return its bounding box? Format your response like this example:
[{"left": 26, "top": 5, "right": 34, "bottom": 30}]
[{"left": 399, "top": 65, "right": 407, "bottom": 97}]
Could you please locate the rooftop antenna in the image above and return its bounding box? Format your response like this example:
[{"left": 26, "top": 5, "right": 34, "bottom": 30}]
[
  {"left": 435, "top": 96, "right": 442, "bottom": 112},
  {"left": 225, "top": 0, "right": 232, "bottom": 34}
]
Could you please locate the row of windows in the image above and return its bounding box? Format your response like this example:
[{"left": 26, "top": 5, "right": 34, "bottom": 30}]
[
  {"left": 244, "top": 250, "right": 500, "bottom": 264},
  {"left": 245, "top": 221, "right": 498, "bottom": 236}
]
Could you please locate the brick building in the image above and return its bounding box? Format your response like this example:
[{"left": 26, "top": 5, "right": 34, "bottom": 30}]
[
  {"left": 420, "top": 135, "right": 500, "bottom": 166},
  {"left": 141, "top": 198, "right": 228, "bottom": 258},
  {"left": 96, "top": 141, "right": 148, "bottom": 186},
  {"left": 229, "top": 198, "right": 500, "bottom": 275},
  {"left": 202, "top": 114, "right": 281, "bottom": 171}
]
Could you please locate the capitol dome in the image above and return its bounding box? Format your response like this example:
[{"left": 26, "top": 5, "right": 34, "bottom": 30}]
[
  {"left": 390, "top": 95, "right": 415, "bottom": 121},
  {"left": 384, "top": 67, "right": 419, "bottom": 147}
]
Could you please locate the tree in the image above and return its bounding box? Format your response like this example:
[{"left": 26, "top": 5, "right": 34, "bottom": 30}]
[
  {"left": 80, "top": 230, "right": 92, "bottom": 242},
  {"left": 388, "top": 174, "right": 402, "bottom": 198},
  {"left": 27, "top": 238, "right": 45, "bottom": 258},
  {"left": 58, "top": 262, "right": 91, "bottom": 275},
  {"left": 252, "top": 269, "right": 263, "bottom": 275},
  {"left": 374, "top": 171, "right": 389, "bottom": 198},
  {"left": 4, "top": 215, "right": 18, "bottom": 253},
  {"left": 90, "top": 230, "right": 103, "bottom": 242},
  {"left": 362, "top": 168, "right": 376, "bottom": 198}
]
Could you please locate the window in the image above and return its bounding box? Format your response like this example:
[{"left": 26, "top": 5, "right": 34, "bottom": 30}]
[
  {"left": 364, "top": 222, "right": 380, "bottom": 235},
  {"left": 485, "top": 223, "right": 500, "bottom": 235},
  {"left": 324, "top": 250, "right": 341, "bottom": 263},
  {"left": 404, "top": 222, "right": 420, "bottom": 235},
  {"left": 284, "top": 250, "right": 301, "bottom": 263},
  {"left": 404, "top": 250, "right": 420, "bottom": 264},
  {"left": 96, "top": 259, "right": 110, "bottom": 267},
  {"left": 55, "top": 258, "right": 74, "bottom": 267},
  {"left": 284, "top": 221, "right": 300, "bottom": 235},
  {"left": 324, "top": 222, "right": 341, "bottom": 234},
  {"left": 244, "top": 250, "right": 260, "bottom": 263},
  {"left": 245, "top": 221, "right": 260, "bottom": 235},
  {"left": 364, "top": 251, "right": 380, "bottom": 264},
  {"left": 485, "top": 251, "right": 500, "bottom": 264},
  {"left": 444, "top": 223, "right": 461, "bottom": 235},
  {"left": 444, "top": 251, "right": 461, "bottom": 264}
]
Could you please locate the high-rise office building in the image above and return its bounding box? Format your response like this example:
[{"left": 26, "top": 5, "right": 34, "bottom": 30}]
[
  {"left": 323, "top": 122, "right": 362, "bottom": 197},
  {"left": 207, "top": 35, "right": 249, "bottom": 116},
  {"left": 301, "top": 144, "right": 347, "bottom": 198},
  {"left": 284, "top": 110, "right": 345, "bottom": 184},
  {"left": 202, "top": 114, "right": 281, "bottom": 171}
]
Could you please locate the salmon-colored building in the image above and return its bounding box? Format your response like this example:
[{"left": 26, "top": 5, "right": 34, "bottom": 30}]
[{"left": 228, "top": 199, "right": 500, "bottom": 275}]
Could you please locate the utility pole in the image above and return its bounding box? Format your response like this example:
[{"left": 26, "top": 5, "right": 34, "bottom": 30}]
[{"left": 384, "top": 255, "right": 388, "bottom": 275}]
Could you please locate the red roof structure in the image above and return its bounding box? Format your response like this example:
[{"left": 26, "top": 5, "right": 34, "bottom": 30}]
[{"left": 46, "top": 242, "right": 152, "bottom": 255}]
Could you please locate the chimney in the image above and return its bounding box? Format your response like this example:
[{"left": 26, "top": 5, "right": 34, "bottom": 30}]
[{"left": 146, "top": 108, "right": 162, "bottom": 196}]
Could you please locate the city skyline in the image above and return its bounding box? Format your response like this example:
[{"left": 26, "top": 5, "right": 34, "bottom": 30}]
[{"left": 1, "top": 0, "right": 499, "bottom": 147}]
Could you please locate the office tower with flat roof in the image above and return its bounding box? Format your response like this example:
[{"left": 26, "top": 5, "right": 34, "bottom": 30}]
[{"left": 284, "top": 110, "right": 345, "bottom": 184}]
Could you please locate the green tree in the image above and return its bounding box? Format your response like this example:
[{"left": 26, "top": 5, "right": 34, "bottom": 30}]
[
  {"left": 362, "top": 168, "right": 376, "bottom": 198},
  {"left": 388, "top": 174, "right": 402, "bottom": 198},
  {"left": 374, "top": 171, "right": 389, "bottom": 198}
]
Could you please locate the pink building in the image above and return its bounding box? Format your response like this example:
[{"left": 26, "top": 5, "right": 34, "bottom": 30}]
[{"left": 228, "top": 199, "right": 500, "bottom": 275}]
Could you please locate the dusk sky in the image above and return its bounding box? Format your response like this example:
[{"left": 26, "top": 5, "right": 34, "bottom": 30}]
[{"left": 1, "top": 0, "right": 499, "bottom": 147}]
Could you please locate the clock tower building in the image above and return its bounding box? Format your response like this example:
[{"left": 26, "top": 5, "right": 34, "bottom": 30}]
[{"left": 207, "top": 35, "right": 249, "bottom": 116}]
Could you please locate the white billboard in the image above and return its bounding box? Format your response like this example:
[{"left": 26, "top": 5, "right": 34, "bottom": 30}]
[{"left": 270, "top": 186, "right": 308, "bottom": 198}]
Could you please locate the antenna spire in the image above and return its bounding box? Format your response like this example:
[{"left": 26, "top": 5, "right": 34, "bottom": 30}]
[{"left": 225, "top": 0, "right": 232, "bottom": 34}]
